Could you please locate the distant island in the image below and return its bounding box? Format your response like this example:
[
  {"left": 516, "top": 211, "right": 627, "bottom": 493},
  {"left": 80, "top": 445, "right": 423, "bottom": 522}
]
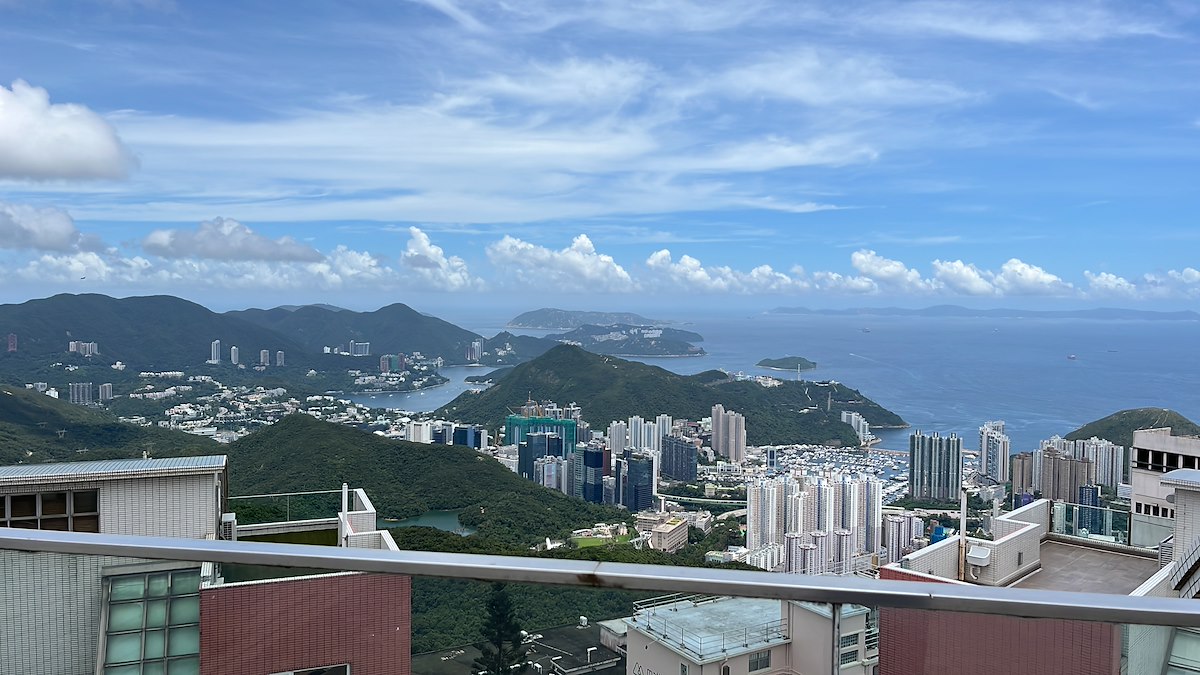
[
  {"left": 771, "top": 305, "right": 1200, "bottom": 321},
  {"left": 549, "top": 324, "right": 704, "bottom": 357},
  {"left": 508, "top": 307, "right": 666, "bottom": 330},
  {"left": 757, "top": 356, "right": 817, "bottom": 371}
]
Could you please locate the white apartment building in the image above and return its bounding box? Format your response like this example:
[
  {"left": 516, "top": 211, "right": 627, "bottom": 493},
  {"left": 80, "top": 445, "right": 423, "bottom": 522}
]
[
  {"left": 979, "top": 420, "right": 1010, "bottom": 484},
  {"left": 1129, "top": 427, "right": 1200, "bottom": 546}
]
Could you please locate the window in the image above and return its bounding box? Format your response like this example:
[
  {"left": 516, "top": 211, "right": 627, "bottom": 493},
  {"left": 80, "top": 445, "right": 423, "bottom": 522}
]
[
  {"left": 749, "top": 649, "right": 771, "bottom": 671},
  {"left": 840, "top": 650, "right": 860, "bottom": 666},
  {"left": 680, "top": 664, "right": 689, "bottom": 675},
  {"left": 271, "top": 667, "right": 349, "bottom": 675},
  {"left": 1017, "top": 551, "right": 1024, "bottom": 566},
  {"left": 722, "top": 667, "right": 731, "bottom": 675},
  {"left": 101, "top": 568, "right": 201, "bottom": 675},
  {"left": 1, "top": 489, "right": 98, "bottom": 532},
  {"left": 840, "top": 633, "right": 859, "bottom": 648}
]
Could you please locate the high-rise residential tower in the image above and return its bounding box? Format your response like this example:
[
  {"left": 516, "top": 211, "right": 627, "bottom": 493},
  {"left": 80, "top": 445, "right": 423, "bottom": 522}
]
[
  {"left": 210, "top": 339, "right": 221, "bottom": 363},
  {"left": 908, "top": 431, "right": 962, "bottom": 502},
  {"left": 979, "top": 420, "right": 1010, "bottom": 484}
]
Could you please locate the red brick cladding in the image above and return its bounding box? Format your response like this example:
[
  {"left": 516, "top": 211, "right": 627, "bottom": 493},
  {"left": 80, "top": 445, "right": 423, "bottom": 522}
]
[
  {"left": 878, "top": 566, "right": 1120, "bottom": 675},
  {"left": 200, "top": 573, "right": 411, "bottom": 675}
]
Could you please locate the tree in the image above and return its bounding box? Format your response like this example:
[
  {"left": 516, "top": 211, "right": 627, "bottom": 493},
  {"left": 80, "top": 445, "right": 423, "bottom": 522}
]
[{"left": 474, "top": 583, "right": 530, "bottom": 675}]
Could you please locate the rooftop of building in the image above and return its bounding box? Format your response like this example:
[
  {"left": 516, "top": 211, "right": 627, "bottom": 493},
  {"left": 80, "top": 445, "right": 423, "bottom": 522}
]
[
  {"left": 412, "top": 623, "right": 623, "bottom": 675},
  {"left": 625, "top": 596, "right": 787, "bottom": 663},
  {"left": 1010, "top": 540, "right": 1160, "bottom": 595},
  {"left": 0, "top": 455, "right": 226, "bottom": 486}
]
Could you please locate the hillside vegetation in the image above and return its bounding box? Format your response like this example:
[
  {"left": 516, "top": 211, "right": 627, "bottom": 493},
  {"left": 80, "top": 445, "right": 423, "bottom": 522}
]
[
  {"left": 228, "top": 302, "right": 481, "bottom": 363},
  {"left": 508, "top": 308, "right": 663, "bottom": 330},
  {"left": 437, "top": 345, "right": 904, "bottom": 446},
  {"left": 225, "top": 414, "right": 629, "bottom": 547},
  {"left": 0, "top": 385, "right": 219, "bottom": 465},
  {"left": 757, "top": 356, "right": 817, "bottom": 371},
  {"left": 0, "top": 293, "right": 307, "bottom": 373},
  {"left": 1067, "top": 408, "right": 1200, "bottom": 448}
]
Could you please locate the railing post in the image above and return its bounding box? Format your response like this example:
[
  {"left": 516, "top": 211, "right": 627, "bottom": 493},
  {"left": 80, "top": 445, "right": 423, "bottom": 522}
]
[{"left": 830, "top": 602, "right": 841, "bottom": 675}]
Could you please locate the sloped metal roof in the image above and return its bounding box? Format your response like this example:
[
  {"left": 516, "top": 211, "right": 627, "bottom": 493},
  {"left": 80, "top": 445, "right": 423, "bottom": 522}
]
[{"left": 0, "top": 455, "right": 226, "bottom": 485}]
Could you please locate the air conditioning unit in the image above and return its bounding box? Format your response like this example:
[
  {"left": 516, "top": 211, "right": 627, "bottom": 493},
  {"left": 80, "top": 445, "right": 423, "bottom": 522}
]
[{"left": 219, "top": 512, "right": 237, "bottom": 541}]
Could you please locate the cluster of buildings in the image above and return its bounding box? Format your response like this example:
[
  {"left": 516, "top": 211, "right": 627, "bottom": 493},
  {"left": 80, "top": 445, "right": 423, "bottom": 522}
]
[
  {"left": 207, "top": 339, "right": 284, "bottom": 367},
  {"left": 324, "top": 339, "right": 371, "bottom": 356},
  {"left": 745, "top": 472, "right": 920, "bottom": 574},
  {"left": 840, "top": 410, "right": 875, "bottom": 445},
  {"left": 67, "top": 340, "right": 100, "bottom": 357}
]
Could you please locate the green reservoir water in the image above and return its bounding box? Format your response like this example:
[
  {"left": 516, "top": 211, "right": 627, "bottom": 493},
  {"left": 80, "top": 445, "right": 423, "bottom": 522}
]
[{"left": 381, "top": 509, "right": 476, "bottom": 536}]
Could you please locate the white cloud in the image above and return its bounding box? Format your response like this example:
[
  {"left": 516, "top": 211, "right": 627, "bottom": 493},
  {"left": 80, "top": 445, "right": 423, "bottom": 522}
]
[
  {"left": 1084, "top": 271, "right": 1137, "bottom": 297},
  {"left": 866, "top": 2, "right": 1171, "bottom": 43},
  {"left": 850, "top": 249, "right": 937, "bottom": 292},
  {"left": 644, "top": 249, "right": 808, "bottom": 293},
  {"left": 932, "top": 259, "right": 995, "bottom": 295},
  {"left": 0, "top": 80, "right": 134, "bottom": 180},
  {"left": 705, "top": 49, "right": 973, "bottom": 108},
  {"left": 457, "top": 57, "right": 654, "bottom": 109},
  {"left": 0, "top": 202, "right": 86, "bottom": 251},
  {"left": 992, "top": 258, "right": 1074, "bottom": 295},
  {"left": 812, "top": 271, "right": 878, "bottom": 294},
  {"left": 486, "top": 234, "right": 636, "bottom": 292},
  {"left": 400, "top": 226, "right": 481, "bottom": 291},
  {"left": 142, "top": 217, "right": 323, "bottom": 261},
  {"left": 1168, "top": 267, "right": 1200, "bottom": 284}
]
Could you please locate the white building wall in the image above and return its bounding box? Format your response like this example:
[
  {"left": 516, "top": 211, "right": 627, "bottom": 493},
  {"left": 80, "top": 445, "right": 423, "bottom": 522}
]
[
  {"left": 100, "top": 475, "right": 219, "bottom": 539},
  {"left": 0, "top": 553, "right": 150, "bottom": 675}
]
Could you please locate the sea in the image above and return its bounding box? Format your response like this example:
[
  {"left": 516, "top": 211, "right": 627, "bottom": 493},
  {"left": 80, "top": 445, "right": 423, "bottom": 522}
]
[{"left": 348, "top": 311, "right": 1200, "bottom": 455}]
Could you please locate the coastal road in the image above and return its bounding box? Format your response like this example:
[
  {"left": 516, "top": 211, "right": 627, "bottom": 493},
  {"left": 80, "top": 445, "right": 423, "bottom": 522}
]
[{"left": 717, "top": 509, "right": 747, "bottom": 521}]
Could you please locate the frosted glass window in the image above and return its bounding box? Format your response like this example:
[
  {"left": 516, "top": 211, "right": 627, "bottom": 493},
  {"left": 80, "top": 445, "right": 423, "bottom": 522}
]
[
  {"left": 169, "top": 596, "right": 199, "bottom": 625},
  {"left": 105, "top": 665, "right": 142, "bottom": 675},
  {"left": 145, "top": 599, "right": 168, "bottom": 627},
  {"left": 171, "top": 570, "right": 200, "bottom": 595},
  {"left": 110, "top": 576, "right": 145, "bottom": 601},
  {"left": 105, "top": 633, "right": 142, "bottom": 664},
  {"left": 107, "top": 602, "right": 144, "bottom": 632},
  {"left": 167, "top": 656, "right": 200, "bottom": 675},
  {"left": 148, "top": 573, "right": 171, "bottom": 597},
  {"left": 167, "top": 626, "right": 200, "bottom": 657},
  {"left": 144, "top": 630, "right": 166, "bottom": 659}
]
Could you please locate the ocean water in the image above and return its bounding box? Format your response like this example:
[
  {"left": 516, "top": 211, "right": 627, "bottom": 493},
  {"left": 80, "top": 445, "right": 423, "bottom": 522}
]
[{"left": 355, "top": 313, "right": 1200, "bottom": 455}]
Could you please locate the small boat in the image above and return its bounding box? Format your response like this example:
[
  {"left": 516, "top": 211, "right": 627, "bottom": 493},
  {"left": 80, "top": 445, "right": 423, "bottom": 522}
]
[
  {"left": 1067, "top": 354, "right": 1078, "bottom": 360},
  {"left": 861, "top": 327, "right": 872, "bottom": 333}
]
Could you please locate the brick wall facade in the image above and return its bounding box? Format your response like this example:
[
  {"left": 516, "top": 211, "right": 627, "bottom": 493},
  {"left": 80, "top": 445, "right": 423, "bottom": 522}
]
[
  {"left": 200, "top": 573, "right": 411, "bottom": 675},
  {"left": 878, "top": 567, "right": 1120, "bottom": 675}
]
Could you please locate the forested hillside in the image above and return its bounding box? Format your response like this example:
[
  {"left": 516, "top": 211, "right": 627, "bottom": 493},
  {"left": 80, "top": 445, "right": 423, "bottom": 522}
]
[{"left": 438, "top": 345, "right": 904, "bottom": 446}]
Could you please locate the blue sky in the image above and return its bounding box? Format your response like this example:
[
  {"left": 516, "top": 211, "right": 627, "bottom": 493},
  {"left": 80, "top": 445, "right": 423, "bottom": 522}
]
[{"left": 1, "top": 0, "right": 1199, "bottom": 312}]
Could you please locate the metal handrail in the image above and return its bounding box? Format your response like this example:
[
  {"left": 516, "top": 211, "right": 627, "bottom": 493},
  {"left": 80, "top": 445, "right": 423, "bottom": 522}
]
[{"left": 2, "top": 528, "right": 1200, "bottom": 627}]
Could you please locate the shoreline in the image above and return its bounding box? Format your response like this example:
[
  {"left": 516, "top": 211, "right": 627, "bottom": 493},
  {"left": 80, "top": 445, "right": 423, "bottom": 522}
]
[{"left": 759, "top": 365, "right": 817, "bottom": 372}]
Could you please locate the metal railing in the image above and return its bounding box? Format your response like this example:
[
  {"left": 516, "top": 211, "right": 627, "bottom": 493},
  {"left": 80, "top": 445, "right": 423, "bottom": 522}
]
[{"left": 3, "top": 528, "right": 1200, "bottom": 627}]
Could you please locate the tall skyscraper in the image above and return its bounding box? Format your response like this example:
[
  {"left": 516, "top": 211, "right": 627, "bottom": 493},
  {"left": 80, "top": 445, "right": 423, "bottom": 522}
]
[
  {"left": 211, "top": 340, "right": 221, "bottom": 363},
  {"left": 1078, "top": 484, "right": 1104, "bottom": 535},
  {"left": 517, "top": 432, "right": 564, "bottom": 480},
  {"left": 606, "top": 421, "right": 629, "bottom": 455},
  {"left": 583, "top": 444, "right": 605, "bottom": 503},
  {"left": 69, "top": 382, "right": 93, "bottom": 405},
  {"left": 711, "top": 404, "right": 747, "bottom": 463},
  {"left": 660, "top": 435, "right": 698, "bottom": 482},
  {"left": 98, "top": 383, "right": 114, "bottom": 401},
  {"left": 908, "top": 431, "right": 962, "bottom": 502},
  {"left": 623, "top": 452, "right": 655, "bottom": 512},
  {"left": 1041, "top": 435, "right": 1126, "bottom": 489},
  {"left": 979, "top": 420, "right": 1010, "bottom": 484},
  {"left": 260, "top": 349, "right": 271, "bottom": 366},
  {"left": 884, "top": 513, "right": 926, "bottom": 564},
  {"left": 275, "top": 350, "right": 285, "bottom": 366},
  {"left": 229, "top": 346, "right": 239, "bottom": 365},
  {"left": 628, "top": 416, "right": 645, "bottom": 451},
  {"left": 6, "top": 333, "right": 15, "bottom": 353},
  {"left": 1039, "top": 451, "right": 1095, "bottom": 502},
  {"left": 507, "top": 414, "right": 577, "bottom": 455}
]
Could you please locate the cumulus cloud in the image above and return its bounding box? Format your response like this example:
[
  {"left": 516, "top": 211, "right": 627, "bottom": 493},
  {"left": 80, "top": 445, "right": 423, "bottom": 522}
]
[
  {"left": 1084, "top": 271, "right": 1137, "bottom": 297},
  {"left": 0, "top": 80, "right": 134, "bottom": 180},
  {"left": 142, "top": 217, "right": 323, "bottom": 262},
  {"left": 486, "top": 234, "right": 636, "bottom": 292},
  {"left": 645, "top": 249, "right": 807, "bottom": 293},
  {"left": 932, "top": 259, "right": 995, "bottom": 295},
  {"left": 812, "top": 271, "right": 878, "bottom": 294},
  {"left": 992, "top": 258, "right": 1074, "bottom": 296},
  {"left": 401, "top": 226, "right": 481, "bottom": 291},
  {"left": 850, "top": 249, "right": 937, "bottom": 292},
  {"left": 0, "top": 202, "right": 87, "bottom": 251}
]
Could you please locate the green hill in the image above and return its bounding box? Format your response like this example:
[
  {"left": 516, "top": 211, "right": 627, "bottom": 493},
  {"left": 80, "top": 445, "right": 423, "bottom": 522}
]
[
  {"left": 1067, "top": 408, "right": 1200, "bottom": 448},
  {"left": 549, "top": 324, "right": 704, "bottom": 357},
  {"left": 508, "top": 308, "right": 664, "bottom": 330},
  {"left": 437, "top": 345, "right": 904, "bottom": 446},
  {"left": 0, "top": 384, "right": 219, "bottom": 465},
  {"left": 228, "top": 302, "right": 482, "bottom": 363},
  {"left": 224, "top": 414, "right": 629, "bottom": 546},
  {"left": 757, "top": 356, "right": 817, "bottom": 371},
  {"left": 0, "top": 293, "right": 307, "bottom": 373}
]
